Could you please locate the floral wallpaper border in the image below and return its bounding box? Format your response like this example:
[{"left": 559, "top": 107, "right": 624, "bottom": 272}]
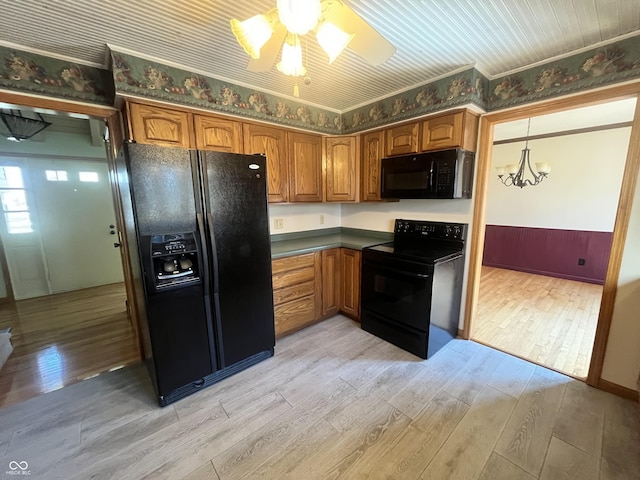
[
  {"left": 341, "top": 67, "right": 489, "bottom": 134},
  {"left": 2, "top": 34, "right": 640, "bottom": 134},
  {"left": 111, "top": 50, "right": 342, "bottom": 134},
  {"left": 0, "top": 46, "right": 113, "bottom": 105},
  {"left": 487, "top": 35, "right": 640, "bottom": 110}
]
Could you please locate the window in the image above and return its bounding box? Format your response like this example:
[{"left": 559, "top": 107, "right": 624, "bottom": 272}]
[
  {"left": 45, "top": 170, "right": 68, "bottom": 181},
  {"left": 79, "top": 171, "right": 99, "bottom": 182},
  {"left": 0, "top": 166, "right": 33, "bottom": 233}
]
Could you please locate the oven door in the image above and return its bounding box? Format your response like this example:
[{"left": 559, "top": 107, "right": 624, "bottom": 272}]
[{"left": 360, "top": 253, "right": 434, "bottom": 331}]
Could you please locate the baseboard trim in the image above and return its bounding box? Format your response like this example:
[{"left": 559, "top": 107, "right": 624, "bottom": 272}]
[{"left": 597, "top": 379, "right": 639, "bottom": 401}]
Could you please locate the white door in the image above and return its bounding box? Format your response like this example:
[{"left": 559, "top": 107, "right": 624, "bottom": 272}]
[
  {"left": 31, "top": 158, "right": 124, "bottom": 293},
  {"left": 0, "top": 162, "right": 50, "bottom": 299}
]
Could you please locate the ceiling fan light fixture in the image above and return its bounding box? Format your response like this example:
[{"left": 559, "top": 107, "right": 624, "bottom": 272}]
[
  {"left": 230, "top": 14, "right": 274, "bottom": 59},
  {"left": 316, "top": 21, "right": 355, "bottom": 64},
  {"left": 276, "top": 0, "right": 321, "bottom": 35},
  {"left": 277, "top": 34, "right": 307, "bottom": 77}
]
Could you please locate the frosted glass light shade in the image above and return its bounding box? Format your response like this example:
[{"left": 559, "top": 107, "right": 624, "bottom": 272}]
[
  {"left": 277, "top": 0, "right": 321, "bottom": 35},
  {"left": 535, "top": 162, "right": 551, "bottom": 174},
  {"left": 505, "top": 163, "right": 519, "bottom": 174},
  {"left": 277, "top": 35, "right": 307, "bottom": 76},
  {"left": 230, "top": 14, "right": 274, "bottom": 59},
  {"left": 316, "top": 22, "right": 354, "bottom": 64}
]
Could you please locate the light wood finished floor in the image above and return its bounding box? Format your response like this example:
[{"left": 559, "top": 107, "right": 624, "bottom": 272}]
[
  {"left": 0, "top": 315, "right": 637, "bottom": 480},
  {"left": 0, "top": 283, "right": 140, "bottom": 408},
  {"left": 473, "top": 266, "right": 602, "bottom": 378}
]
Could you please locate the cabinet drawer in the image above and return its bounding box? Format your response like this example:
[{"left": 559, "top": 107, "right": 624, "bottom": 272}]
[
  {"left": 273, "top": 279, "right": 315, "bottom": 306},
  {"left": 272, "top": 253, "right": 315, "bottom": 274},
  {"left": 274, "top": 295, "right": 316, "bottom": 336},
  {"left": 272, "top": 265, "right": 315, "bottom": 290}
]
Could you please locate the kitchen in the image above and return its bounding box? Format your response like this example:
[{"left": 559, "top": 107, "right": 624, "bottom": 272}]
[{"left": 1, "top": 1, "right": 640, "bottom": 478}]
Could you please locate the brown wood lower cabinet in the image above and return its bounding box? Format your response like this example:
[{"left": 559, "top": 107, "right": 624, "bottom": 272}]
[
  {"left": 272, "top": 247, "right": 362, "bottom": 337},
  {"left": 340, "top": 248, "right": 361, "bottom": 321},
  {"left": 321, "top": 248, "right": 340, "bottom": 317},
  {"left": 272, "top": 252, "right": 322, "bottom": 338}
]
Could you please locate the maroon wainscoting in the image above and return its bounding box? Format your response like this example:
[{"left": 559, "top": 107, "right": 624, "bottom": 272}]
[{"left": 483, "top": 225, "right": 613, "bottom": 285}]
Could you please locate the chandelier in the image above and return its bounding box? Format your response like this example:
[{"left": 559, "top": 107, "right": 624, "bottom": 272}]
[
  {"left": 0, "top": 110, "right": 51, "bottom": 142},
  {"left": 496, "top": 118, "right": 551, "bottom": 188},
  {"left": 231, "top": 0, "right": 355, "bottom": 95}
]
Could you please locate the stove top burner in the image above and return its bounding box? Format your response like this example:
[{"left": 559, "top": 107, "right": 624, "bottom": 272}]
[{"left": 367, "top": 242, "right": 463, "bottom": 264}]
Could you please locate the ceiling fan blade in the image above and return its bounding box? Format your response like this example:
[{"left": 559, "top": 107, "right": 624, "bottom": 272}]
[
  {"left": 247, "top": 23, "right": 287, "bottom": 72},
  {"left": 322, "top": 1, "right": 396, "bottom": 66}
]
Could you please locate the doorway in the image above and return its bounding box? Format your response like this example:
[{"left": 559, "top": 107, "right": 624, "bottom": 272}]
[
  {"left": 0, "top": 107, "right": 139, "bottom": 408},
  {"left": 464, "top": 86, "right": 640, "bottom": 390},
  {"left": 471, "top": 98, "right": 636, "bottom": 378}
]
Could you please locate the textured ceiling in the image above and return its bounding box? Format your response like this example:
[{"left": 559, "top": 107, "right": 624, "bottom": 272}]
[{"left": 1, "top": 0, "right": 639, "bottom": 111}]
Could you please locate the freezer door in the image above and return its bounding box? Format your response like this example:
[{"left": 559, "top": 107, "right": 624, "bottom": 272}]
[{"left": 200, "top": 151, "right": 276, "bottom": 367}]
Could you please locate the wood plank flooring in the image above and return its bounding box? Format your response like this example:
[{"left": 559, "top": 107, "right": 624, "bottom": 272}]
[
  {"left": 473, "top": 266, "right": 602, "bottom": 378},
  {"left": 0, "top": 283, "right": 140, "bottom": 408},
  {"left": 0, "top": 315, "right": 637, "bottom": 480}
]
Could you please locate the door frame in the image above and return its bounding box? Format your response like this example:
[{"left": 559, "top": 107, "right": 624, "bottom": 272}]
[
  {"left": 462, "top": 82, "right": 640, "bottom": 392},
  {"left": 0, "top": 90, "right": 142, "bottom": 359}
]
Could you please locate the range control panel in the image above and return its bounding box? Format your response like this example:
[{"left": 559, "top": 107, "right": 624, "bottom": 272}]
[{"left": 394, "top": 219, "right": 467, "bottom": 241}]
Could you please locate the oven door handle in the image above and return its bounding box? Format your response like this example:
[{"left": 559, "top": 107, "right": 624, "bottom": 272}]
[{"left": 365, "top": 262, "right": 431, "bottom": 280}]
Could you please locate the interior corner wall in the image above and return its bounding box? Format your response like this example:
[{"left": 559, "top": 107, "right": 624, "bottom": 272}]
[
  {"left": 268, "top": 203, "right": 341, "bottom": 234},
  {"left": 486, "top": 128, "right": 631, "bottom": 231},
  {"left": 601, "top": 159, "right": 640, "bottom": 392}
]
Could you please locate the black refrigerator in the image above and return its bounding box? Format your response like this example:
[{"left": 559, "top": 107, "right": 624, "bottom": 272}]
[{"left": 125, "top": 143, "right": 275, "bottom": 406}]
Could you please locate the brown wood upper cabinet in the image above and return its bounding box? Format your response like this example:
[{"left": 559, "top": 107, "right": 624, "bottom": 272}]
[
  {"left": 288, "top": 131, "right": 323, "bottom": 202},
  {"left": 385, "top": 122, "right": 419, "bottom": 157},
  {"left": 420, "top": 110, "right": 480, "bottom": 152},
  {"left": 321, "top": 248, "right": 341, "bottom": 317},
  {"left": 361, "top": 131, "right": 384, "bottom": 202},
  {"left": 340, "top": 248, "right": 361, "bottom": 321},
  {"left": 193, "top": 114, "right": 243, "bottom": 153},
  {"left": 127, "top": 102, "right": 193, "bottom": 148},
  {"left": 324, "top": 136, "right": 359, "bottom": 202},
  {"left": 243, "top": 124, "right": 289, "bottom": 203}
]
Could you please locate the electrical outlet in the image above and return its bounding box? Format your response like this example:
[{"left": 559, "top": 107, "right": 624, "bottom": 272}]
[
  {"left": 319, "top": 214, "right": 325, "bottom": 225},
  {"left": 273, "top": 218, "right": 284, "bottom": 230},
  {"left": 578, "top": 258, "right": 586, "bottom": 266}
]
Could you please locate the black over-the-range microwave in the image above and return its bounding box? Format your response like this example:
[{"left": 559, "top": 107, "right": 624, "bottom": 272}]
[{"left": 380, "top": 148, "right": 475, "bottom": 199}]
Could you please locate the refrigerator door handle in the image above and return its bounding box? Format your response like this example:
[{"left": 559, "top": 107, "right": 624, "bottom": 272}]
[
  {"left": 207, "top": 212, "right": 226, "bottom": 367},
  {"left": 196, "top": 213, "right": 210, "bottom": 294},
  {"left": 206, "top": 212, "right": 221, "bottom": 294}
]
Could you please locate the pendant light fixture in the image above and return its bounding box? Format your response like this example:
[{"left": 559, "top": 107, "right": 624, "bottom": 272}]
[
  {"left": 496, "top": 118, "right": 551, "bottom": 188},
  {"left": 0, "top": 110, "right": 51, "bottom": 142}
]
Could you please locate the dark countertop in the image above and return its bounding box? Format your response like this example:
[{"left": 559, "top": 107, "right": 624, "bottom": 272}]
[{"left": 271, "top": 227, "right": 392, "bottom": 259}]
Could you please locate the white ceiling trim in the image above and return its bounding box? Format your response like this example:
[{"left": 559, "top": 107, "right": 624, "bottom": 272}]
[
  {"left": 489, "top": 29, "right": 640, "bottom": 80},
  {"left": 0, "top": 40, "right": 106, "bottom": 69}
]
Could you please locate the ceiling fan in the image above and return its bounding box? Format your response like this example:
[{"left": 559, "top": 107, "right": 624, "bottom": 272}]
[{"left": 230, "top": 0, "right": 396, "bottom": 90}]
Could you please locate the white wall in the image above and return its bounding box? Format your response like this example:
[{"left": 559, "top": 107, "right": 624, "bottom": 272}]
[
  {"left": 341, "top": 199, "right": 474, "bottom": 232},
  {"left": 486, "top": 128, "right": 630, "bottom": 231},
  {"left": 268, "top": 203, "right": 341, "bottom": 234},
  {"left": 601, "top": 162, "right": 640, "bottom": 391}
]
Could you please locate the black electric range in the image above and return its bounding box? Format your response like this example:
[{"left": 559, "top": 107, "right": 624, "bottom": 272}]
[{"left": 360, "top": 219, "right": 467, "bottom": 359}]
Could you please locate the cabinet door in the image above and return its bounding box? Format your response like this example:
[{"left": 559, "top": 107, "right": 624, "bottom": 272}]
[
  {"left": 361, "top": 131, "right": 384, "bottom": 201},
  {"left": 420, "top": 112, "right": 463, "bottom": 151},
  {"left": 194, "top": 115, "right": 242, "bottom": 153},
  {"left": 420, "top": 111, "right": 479, "bottom": 151},
  {"left": 243, "top": 124, "right": 288, "bottom": 203},
  {"left": 340, "top": 248, "right": 361, "bottom": 321},
  {"left": 324, "top": 136, "right": 359, "bottom": 202},
  {"left": 127, "top": 103, "right": 193, "bottom": 148},
  {"left": 288, "top": 132, "right": 323, "bottom": 202},
  {"left": 385, "top": 122, "right": 418, "bottom": 157},
  {"left": 321, "top": 248, "right": 340, "bottom": 317}
]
